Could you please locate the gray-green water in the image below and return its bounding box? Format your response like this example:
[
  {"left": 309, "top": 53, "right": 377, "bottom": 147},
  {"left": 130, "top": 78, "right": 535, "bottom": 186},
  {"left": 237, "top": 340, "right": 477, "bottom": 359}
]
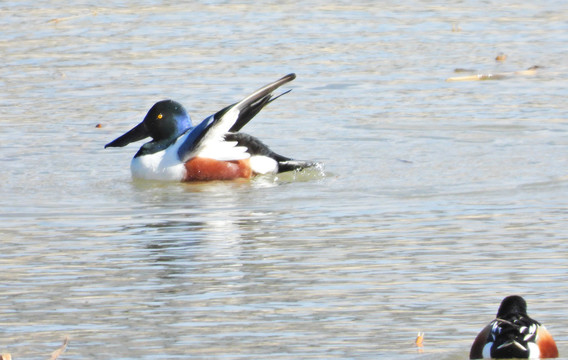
[{"left": 1, "top": 1, "right": 567, "bottom": 359}]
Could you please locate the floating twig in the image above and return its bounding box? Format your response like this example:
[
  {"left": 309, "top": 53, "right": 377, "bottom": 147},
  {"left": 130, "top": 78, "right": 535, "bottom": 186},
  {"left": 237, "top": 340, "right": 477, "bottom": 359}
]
[
  {"left": 446, "top": 66, "right": 541, "bottom": 82},
  {"left": 48, "top": 10, "right": 97, "bottom": 24},
  {"left": 49, "top": 336, "right": 69, "bottom": 360}
]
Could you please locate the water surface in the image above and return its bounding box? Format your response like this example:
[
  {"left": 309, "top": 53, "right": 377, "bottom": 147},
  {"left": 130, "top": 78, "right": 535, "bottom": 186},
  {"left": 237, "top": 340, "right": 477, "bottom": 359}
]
[{"left": 1, "top": 1, "right": 567, "bottom": 359}]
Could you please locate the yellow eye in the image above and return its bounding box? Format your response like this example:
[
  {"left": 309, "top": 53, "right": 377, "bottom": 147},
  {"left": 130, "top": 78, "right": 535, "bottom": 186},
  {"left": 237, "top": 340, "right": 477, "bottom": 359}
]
[{"left": 157, "top": 113, "right": 163, "bottom": 119}]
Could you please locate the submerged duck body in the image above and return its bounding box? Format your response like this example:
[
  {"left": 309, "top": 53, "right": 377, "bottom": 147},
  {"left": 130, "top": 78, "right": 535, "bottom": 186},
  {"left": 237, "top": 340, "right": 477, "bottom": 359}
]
[
  {"left": 470, "top": 295, "right": 558, "bottom": 359},
  {"left": 105, "top": 74, "right": 317, "bottom": 182}
]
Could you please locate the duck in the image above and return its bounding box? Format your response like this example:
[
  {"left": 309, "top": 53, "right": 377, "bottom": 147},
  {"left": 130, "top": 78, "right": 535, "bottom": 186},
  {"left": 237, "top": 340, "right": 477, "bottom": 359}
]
[
  {"left": 105, "top": 73, "right": 318, "bottom": 181},
  {"left": 470, "top": 295, "right": 558, "bottom": 359}
]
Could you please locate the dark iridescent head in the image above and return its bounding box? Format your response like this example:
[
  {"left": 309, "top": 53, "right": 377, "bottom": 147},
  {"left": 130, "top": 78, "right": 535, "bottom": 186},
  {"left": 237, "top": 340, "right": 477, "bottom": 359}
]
[
  {"left": 105, "top": 100, "right": 192, "bottom": 148},
  {"left": 142, "top": 100, "right": 192, "bottom": 141},
  {"left": 497, "top": 295, "right": 528, "bottom": 317}
]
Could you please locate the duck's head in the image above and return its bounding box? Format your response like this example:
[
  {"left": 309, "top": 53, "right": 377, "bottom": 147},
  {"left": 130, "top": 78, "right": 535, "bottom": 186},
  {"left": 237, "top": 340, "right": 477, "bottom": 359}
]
[
  {"left": 105, "top": 100, "right": 192, "bottom": 148},
  {"left": 497, "top": 295, "right": 528, "bottom": 317}
]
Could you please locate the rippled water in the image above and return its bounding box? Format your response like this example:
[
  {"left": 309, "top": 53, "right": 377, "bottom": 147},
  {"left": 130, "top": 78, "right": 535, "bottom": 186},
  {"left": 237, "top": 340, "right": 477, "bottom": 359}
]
[{"left": 1, "top": 1, "right": 567, "bottom": 359}]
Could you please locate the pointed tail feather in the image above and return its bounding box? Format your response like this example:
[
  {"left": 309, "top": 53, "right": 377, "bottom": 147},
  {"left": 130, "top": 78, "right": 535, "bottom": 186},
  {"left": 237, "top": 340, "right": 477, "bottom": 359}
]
[{"left": 277, "top": 160, "right": 320, "bottom": 173}]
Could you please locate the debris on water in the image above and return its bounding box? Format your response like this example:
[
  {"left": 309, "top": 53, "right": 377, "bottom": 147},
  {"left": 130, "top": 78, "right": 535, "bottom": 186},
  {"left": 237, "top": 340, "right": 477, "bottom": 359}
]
[
  {"left": 397, "top": 158, "right": 413, "bottom": 164},
  {"left": 526, "top": 65, "right": 542, "bottom": 71},
  {"left": 48, "top": 10, "right": 97, "bottom": 24},
  {"left": 415, "top": 332, "right": 424, "bottom": 346},
  {"left": 495, "top": 53, "right": 507, "bottom": 62},
  {"left": 0, "top": 336, "right": 68, "bottom": 360},
  {"left": 415, "top": 332, "right": 424, "bottom": 353},
  {"left": 50, "top": 336, "right": 69, "bottom": 360},
  {"left": 446, "top": 65, "right": 541, "bottom": 82},
  {"left": 453, "top": 68, "right": 476, "bottom": 73}
]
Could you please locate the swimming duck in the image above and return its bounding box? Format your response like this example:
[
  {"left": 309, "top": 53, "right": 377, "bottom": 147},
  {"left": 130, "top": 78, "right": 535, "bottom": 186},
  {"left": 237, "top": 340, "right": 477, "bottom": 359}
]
[
  {"left": 470, "top": 295, "right": 558, "bottom": 359},
  {"left": 105, "top": 73, "right": 318, "bottom": 181}
]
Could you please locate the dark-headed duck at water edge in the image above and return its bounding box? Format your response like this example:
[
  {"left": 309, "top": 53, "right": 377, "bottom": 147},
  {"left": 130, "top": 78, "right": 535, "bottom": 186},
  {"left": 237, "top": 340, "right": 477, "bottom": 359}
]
[
  {"left": 105, "top": 73, "right": 319, "bottom": 182},
  {"left": 470, "top": 295, "right": 558, "bottom": 359}
]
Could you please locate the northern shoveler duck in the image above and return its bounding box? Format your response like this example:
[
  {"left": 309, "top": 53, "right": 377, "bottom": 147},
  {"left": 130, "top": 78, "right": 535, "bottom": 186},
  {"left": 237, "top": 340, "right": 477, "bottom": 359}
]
[
  {"left": 470, "top": 295, "right": 558, "bottom": 359},
  {"left": 105, "top": 73, "right": 318, "bottom": 181}
]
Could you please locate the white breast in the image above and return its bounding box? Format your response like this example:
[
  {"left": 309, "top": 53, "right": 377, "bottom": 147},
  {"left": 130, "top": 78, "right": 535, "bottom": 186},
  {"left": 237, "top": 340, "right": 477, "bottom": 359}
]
[{"left": 130, "top": 141, "right": 187, "bottom": 181}]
